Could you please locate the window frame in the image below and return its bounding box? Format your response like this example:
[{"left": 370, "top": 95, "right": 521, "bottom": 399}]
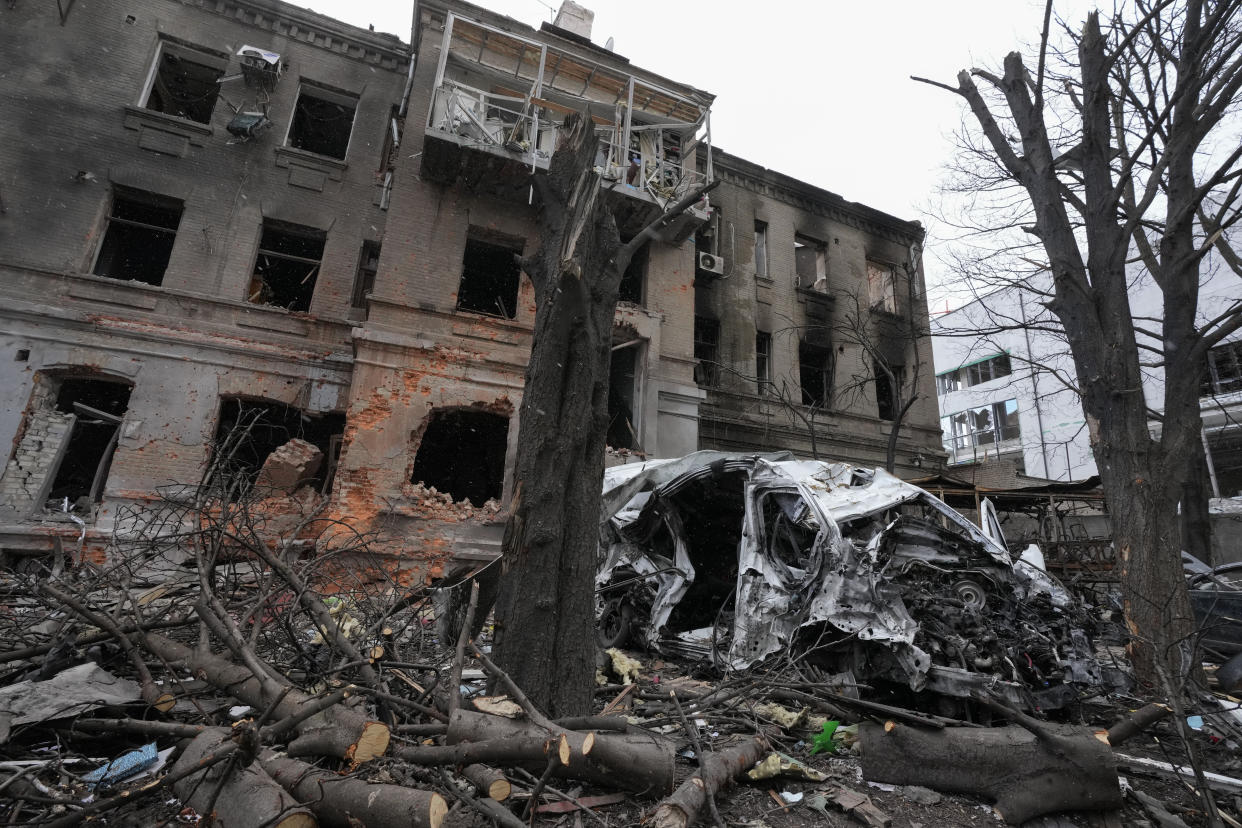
[
  {"left": 794, "top": 233, "right": 827, "bottom": 290},
  {"left": 456, "top": 228, "right": 524, "bottom": 319},
  {"left": 248, "top": 219, "right": 327, "bottom": 312},
  {"left": 138, "top": 39, "right": 228, "bottom": 125},
  {"left": 92, "top": 186, "right": 185, "bottom": 286},
  {"left": 753, "top": 220, "right": 769, "bottom": 279},
  {"left": 866, "top": 260, "right": 898, "bottom": 314},
  {"left": 693, "top": 315, "right": 721, "bottom": 387},
  {"left": 945, "top": 399, "right": 1021, "bottom": 451},
  {"left": 284, "top": 81, "right": 359, "bottom": 161},
  {"left": 755, "top": 330, "right": 772, "bottom": 395}
]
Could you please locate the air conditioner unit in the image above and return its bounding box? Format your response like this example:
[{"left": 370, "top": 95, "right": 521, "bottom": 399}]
[
  {"left": 237, "top": 45, "right": 282, "bottom": 91},
  {"left": 697, "top": 252, "right": 725, "bottom": 275}
]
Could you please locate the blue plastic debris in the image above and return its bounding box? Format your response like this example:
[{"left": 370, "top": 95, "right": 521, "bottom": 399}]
[{"left": 82, "top": 742, "right": 159, "bottom": 787}]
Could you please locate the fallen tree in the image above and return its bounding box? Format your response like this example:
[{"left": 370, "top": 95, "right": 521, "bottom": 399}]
[{"left": 860, "top": 718, "right": 1123, "bottom": 823}]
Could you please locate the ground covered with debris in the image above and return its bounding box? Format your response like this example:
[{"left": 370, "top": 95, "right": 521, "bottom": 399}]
[{"left": 3, "top": 454, "right": 1242, "bottom": 826}]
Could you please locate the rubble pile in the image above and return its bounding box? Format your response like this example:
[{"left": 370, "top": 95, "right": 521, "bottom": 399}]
[
  {"left": 1, "top": 456, "right": 1241, "bottom": 826},
  {"left": 408, "top": 481, "right": 503, "bottom": 521}
]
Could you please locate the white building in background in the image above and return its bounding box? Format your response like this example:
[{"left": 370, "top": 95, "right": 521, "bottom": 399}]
[
  {"left": 932, "top": 273, "right": 1242, "bottom": 493},
  {"left": 932, "top": 280, "right": 1096, "bottom": 482}
]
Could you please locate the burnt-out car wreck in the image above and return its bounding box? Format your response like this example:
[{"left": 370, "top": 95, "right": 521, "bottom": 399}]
[{"left": 596, "top": 452, "right": 1123, "bottom": 710}]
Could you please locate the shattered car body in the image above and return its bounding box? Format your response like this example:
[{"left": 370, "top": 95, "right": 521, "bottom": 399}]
[{"left": 597, "top": 452, "right": 1111, "bottom": 709}]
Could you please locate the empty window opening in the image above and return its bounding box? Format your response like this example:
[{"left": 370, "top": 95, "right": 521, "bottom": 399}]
[
  {"left": 45, "top": 379, "right": 133, "bottom": 512},
  {"left": 144, "top": 44, "right": 225, "bottom": 124},
  {"left": 287, "top": 85, "right": 357, "bottom": 160},
  {"left": 875, "top": 361, "right": 904, "bottom": 421},
  {"left": 755, "top": 331, "right": 772, "bottom": 395},
  {"left": 608, "top": 345, "right": 640, "bottom": 450},
  {"left": 351, "top": 240, "right": 381, "bottom": 312},
  {"left": 693, "top": 316, "right": 720, "bottom": 387},
  {"left": 249, "top": 220, "right": 326, "bottom": 312},
  {"left": 867, "top": 261, "right": 897, "bottom": 313},
  {"left": 410, "top": 409, "right": 509, "bottom": 506},
  {"left": 794, "top": 235, "right": 826, "bottom": 290},
  {"left": 213, "top": 399, "right": 344, "bottom": 495},
  {"left": 753, "top": 221, "right": 768, "bottom": 278},
  {"left": 93, "top": 188, "right": 184, "bottom": 286},
  {"left": 799, "top": 342, "right": 833, "bottom": 407},
  {"left": 457, "top": 231, "right": 521, "bottom": 318},
  {"left": 618, "top": 240, "right": 647, "bottom": 305}
]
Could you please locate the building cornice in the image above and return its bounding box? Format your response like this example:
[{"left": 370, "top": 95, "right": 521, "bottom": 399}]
[{"left": 175, "top": 0, "right": 409, "bottom": 70}]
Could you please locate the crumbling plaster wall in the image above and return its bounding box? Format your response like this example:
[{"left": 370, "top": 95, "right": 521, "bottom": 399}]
[{"left": 0, "top": 318, "right": 352, "bottom": 540}]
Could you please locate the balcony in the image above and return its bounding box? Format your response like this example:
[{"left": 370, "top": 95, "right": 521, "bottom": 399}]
[{"left": 420, "top": 13, "right": 713, "bottom": 237}]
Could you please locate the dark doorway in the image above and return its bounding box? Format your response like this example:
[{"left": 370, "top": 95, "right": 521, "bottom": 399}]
[{"left": 608, "top": 346, "right": 639, "bottom": 450}]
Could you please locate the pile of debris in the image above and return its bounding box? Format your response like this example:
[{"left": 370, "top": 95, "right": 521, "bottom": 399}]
[{"left": 2, "top": 455, "right": 1242, "bottom": 826}]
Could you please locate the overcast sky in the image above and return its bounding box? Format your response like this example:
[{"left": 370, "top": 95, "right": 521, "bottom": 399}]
[{"left": 304, "top": 0, "right": 1092, "bottom": 299}]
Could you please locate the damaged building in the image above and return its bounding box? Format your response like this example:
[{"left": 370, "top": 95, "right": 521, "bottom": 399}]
[{"left": 0, "top": 0, "right": 944, "bottom": 580}]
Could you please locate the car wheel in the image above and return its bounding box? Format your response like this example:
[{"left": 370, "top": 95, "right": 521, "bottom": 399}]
[{"left": 598, "top": 599, "right": 635, "bottom": 649}]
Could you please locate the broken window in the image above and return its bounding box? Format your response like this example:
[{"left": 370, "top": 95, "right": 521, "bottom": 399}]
[
  {"left": 0, "top": 376, "right": 134, "bottom": 517},
  {"left": 608, "top": 345, "right": 640, "bottom": 449},
  {"left": 755, "top": 331, "right": 772, "bottom": 395},
  {"left": 93, "top": 188, "right": 183, "bottom": 286},
  {"left": 965, "top": 353, "right": 1012, "bottom": 387},
  {"left": 618, "top": 241, "right": 647, "bottom": 306},
  {"left": 410, "top": 408, "right": 509, "bottom": 506},
  {"left": 212, "top": 399, "right": 344, "bottom": 494},
  {"left": 1204, "top": 340, "right": 1242, "bottom": 396},
  {"left": 794, "top": 235, "right": 826, "bottom": 290},
  {"left": 287, "top": 84, "right": 357, "bottom": 160},
  {"left": 753, "top": 220, "right": 769, "bottom": 279},
  {"left": 946, "top": 399, "right": 1020, "bottom": 451},
  {"left": 799, "top": 342, "right": 833, "bottom": 407},
  {"left": 351, "top": 240, "right": 381, "bottom": 312},
  {"left": 875, "top": 361, "right": 904, "bottom": 421},
  {"left": 867, "top": 261, "right": 898, "bottom": 313},
  {"left": 248, "top": 220, "right": 326, "bottom": 312},
  {"left": 143, "top": 42, "right": 225, "bottom": 124},
  {"left": 936, "top": 370, "right": 963, "bottom": 395},
  {"left": 693, "top": 316, "right": 720, "bottom": 387},
  {"left": 457, "top": 229, "right": 522, "bottom": 318},
  {"left": 43, "top": 379, "right": 132, "bottom": 513}
]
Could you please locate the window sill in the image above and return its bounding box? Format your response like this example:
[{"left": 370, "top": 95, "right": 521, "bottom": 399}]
[
  {"left": 123, "top": 105, "right": 214, "bottom": 137},
  {"left": 274, "top": 145, "right": 349, "bottom": 174}
]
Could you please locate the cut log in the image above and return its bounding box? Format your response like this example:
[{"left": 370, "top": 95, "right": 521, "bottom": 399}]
[
  {"left": 171, "top": 730, "right": 315, "bottom": 828},
  {"left": 1106, "top": 702, "right": 1171, "bottom": 746},
  {"left": 445, "top": 709, "right": 675, "bottom": 794},
  {"left": 648, "top": 736, "right": 768, "bottom": 828},
  {"left": 860, "top": 721, "right": 1123, "bottom": 824},
  {"left": 260, "top": 752, "right": 446, "bottom": 828},
  {"left": 462, "top": 764, "right": 512, "bottom": 800},
  {"left": 140, "top": 632, "right": 388, "bottom": 763}
]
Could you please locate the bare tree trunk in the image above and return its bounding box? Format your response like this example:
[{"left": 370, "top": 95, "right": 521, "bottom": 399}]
[
  {"left": 490, "top": 115, "right": 625, "bottom": 718},
  {"left": 491, "top": 114, "right": 716, "bottom": 716}
]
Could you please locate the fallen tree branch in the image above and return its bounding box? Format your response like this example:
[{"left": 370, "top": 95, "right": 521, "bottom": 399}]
[
  {"left": 648, "top": 736, "right": 768, "bottom": 828},
  {"left": 260, "top": 751, "right": 447, "bottom": 828}
]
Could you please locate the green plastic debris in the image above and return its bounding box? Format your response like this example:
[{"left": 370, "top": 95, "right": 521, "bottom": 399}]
[{"left": 810, "top": 719, "right": 840, "bottom": 754}]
